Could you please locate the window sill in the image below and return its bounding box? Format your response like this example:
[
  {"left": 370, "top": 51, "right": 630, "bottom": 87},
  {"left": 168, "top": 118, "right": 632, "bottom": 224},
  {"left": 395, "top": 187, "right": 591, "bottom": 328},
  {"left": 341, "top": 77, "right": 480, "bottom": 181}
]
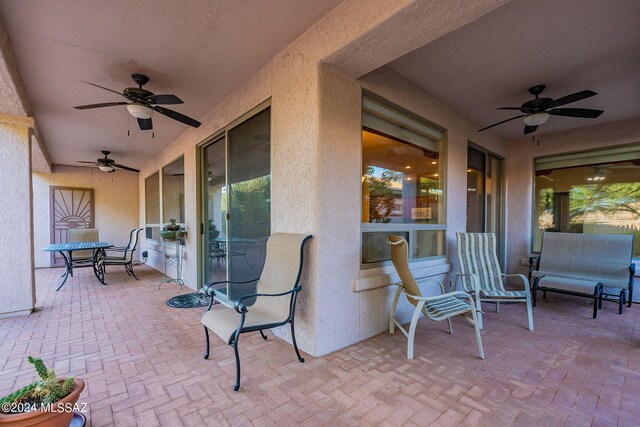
[{"left": 353, "top": 256, "right": 451, "bottom": 292}]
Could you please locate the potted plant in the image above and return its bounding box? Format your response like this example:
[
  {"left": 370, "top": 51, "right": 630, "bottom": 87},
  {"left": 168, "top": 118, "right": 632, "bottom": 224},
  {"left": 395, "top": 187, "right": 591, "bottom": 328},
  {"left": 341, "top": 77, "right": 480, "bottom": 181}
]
[{"left": 0, "top": 356, "right": 84, "bottom": 426}]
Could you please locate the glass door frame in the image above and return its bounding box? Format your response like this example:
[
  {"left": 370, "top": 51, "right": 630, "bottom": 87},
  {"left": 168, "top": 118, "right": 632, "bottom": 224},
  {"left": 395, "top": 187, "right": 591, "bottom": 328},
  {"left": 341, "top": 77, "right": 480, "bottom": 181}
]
[
  {"left": 467, "top": 142, "right": 506, "bottom": 268},
  {"left": 196, "top": 99, "right": 272, "bottom": 295}
]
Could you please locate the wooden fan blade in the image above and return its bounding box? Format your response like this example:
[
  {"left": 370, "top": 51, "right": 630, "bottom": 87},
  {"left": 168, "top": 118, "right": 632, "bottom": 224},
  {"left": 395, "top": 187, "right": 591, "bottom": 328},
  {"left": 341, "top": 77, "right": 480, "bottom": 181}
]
[
  {"left": 549, "top": 108, "right": 603, "bottom": 118},
  {"left": 547, "top": 90, "right": 597, "bottom": 108},
  {"left": 478, "top": 114, "right": 525, "bottom": 132},
  {"left": 152, "top": 106, "right": 201, "bottom": 128},
  {"left": 145, "top": 94, "right": 183, "bottom": 105},
  {"left": 112, "top": 163, "right": 140, "bottom": 173},
  {"left": 74, "top": 102, "right": 128, "bottom": 110},
  {"left": 81, "top": 81, "right": 125, "bottom": 97}
]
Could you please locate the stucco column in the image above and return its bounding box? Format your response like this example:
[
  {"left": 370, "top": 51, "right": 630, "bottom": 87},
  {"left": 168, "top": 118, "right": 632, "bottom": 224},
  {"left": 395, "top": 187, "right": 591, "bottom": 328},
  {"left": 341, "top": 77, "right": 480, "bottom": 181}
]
[{"left": 0, "top": 113, "right": 35, "bottom": 317}]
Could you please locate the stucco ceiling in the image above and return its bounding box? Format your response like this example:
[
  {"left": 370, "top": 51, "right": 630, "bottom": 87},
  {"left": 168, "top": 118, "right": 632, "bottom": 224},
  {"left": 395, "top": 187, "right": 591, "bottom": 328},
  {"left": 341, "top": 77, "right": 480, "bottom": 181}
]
[
  {"left": 0, "top": 0, "right": 341, "bottom": 169},
  {"left": 387, "top": 0, "right": 640, "bottom": 139}
]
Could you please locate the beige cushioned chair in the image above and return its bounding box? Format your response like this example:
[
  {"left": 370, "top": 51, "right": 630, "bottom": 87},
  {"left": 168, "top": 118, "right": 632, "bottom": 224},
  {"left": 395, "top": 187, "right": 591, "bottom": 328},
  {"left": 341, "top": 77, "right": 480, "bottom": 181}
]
[
  {"left": 68, "top": 228, "right": 99, "bottom": 262},
  {"left": 201, "top": 233, "right": 312, "bottom": 391},
  {"left": 388, "top": 235, "right": 484, "bottom": 360}
]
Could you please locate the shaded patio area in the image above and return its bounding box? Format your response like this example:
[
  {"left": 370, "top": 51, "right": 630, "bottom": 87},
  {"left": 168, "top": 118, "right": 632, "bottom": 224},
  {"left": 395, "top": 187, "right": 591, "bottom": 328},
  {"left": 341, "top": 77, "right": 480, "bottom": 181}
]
[{"left": 1, "top": 268, "right": 639, "bottom": 426}]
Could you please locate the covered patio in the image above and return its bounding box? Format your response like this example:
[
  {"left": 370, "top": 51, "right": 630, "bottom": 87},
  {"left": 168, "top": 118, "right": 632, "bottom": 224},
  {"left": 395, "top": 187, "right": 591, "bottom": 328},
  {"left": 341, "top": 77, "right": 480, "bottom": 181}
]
[
  {"left": 1, "top": 268, "right": 639, "bottom": 425},
  {"left": 2, "top": 0, "right": 640, "bottom": 425}
]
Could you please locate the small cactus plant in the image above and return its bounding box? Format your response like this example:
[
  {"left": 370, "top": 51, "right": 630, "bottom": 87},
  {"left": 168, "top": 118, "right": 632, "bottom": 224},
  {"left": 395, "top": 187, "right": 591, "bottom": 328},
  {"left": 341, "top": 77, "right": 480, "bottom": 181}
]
[{"left": 0, "top": 357, "right": 75, "bottom": 413}]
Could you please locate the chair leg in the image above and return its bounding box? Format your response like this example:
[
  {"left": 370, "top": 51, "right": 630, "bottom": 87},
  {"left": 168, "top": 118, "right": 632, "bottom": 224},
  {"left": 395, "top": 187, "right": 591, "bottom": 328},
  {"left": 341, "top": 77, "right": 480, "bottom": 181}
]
[
  {"left": 598, "top": 292, "right": 603, "bottom": 309},
  {"left": 475, "top": 298, "right": 484, "bottom": 330},
  {"left": 525, "top": 295, "right": 534, "bottom": 331},
  {"left": 447, "top": 318, "right": 453, "bottom": 335},
  {"left": 129, "top": 263, "right": 139, "bottom": 280},
  {"left": 469, "top": 308, "right": 485, "bottom": 360},
  {"left": 232, "top": 333, "right": 241, "bottom": 391},
  {"left": 628, "top": 285, "right": 633, "bottom": 307},
  {"left": 290, "top": 318, "right": 305, "bottom": 363},
  {"left": 495, "top": 302, "right": 499, "bottom": 313},
  {"left": 619, "top": 290, "right": 625, "bottom": 315},
  {"left": 259, "top": 330, "right": 268, "bottom": 340},
  {"left": 389, "top": 286, "right": 402, "bottom": 334},
  {"left": 406, "top": 301, "right": 425, "bottom": 360},
  {"left": 203, "top": 326, "right": 210, "bottom": 360}
]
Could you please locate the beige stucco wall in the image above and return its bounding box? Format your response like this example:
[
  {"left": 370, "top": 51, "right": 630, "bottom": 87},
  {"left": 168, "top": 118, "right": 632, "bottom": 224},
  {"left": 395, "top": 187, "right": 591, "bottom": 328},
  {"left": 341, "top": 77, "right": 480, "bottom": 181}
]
[
  {"left": 506, "top": 117, "right": 640, "bottom": 275},
  {"left": 137, "top": 0, "right": 511, "bottom": 356},
  {"left": 0, "top": 115, "right": 35, "bottom": 317},
  {"left": 32, "top": 165, "right": 139, "bottom": 268}
]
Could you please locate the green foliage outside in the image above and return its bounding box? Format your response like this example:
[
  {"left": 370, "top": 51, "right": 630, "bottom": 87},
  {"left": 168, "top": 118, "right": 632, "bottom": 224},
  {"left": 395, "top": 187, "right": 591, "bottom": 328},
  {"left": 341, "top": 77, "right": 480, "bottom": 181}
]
[
  {"left": 364, "top": 166, "right": 402, "bottom": 223},
  {"left": 229, "top": 176, "right": 271, "bottom": 238}
]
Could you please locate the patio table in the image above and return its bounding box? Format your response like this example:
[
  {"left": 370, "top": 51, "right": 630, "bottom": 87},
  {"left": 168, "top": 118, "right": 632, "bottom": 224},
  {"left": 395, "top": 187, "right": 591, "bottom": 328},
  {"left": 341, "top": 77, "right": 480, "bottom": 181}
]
[{"left": 43, "top": 242, "right": 113, "bottom": 291}]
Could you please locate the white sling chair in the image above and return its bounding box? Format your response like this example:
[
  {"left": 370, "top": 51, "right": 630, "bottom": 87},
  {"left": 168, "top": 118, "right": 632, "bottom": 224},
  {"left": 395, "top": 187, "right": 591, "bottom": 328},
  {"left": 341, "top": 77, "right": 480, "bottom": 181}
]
[
  {"left": 388, "top": 235, "right": 484, "bottom": 360},
  {"left": 455, "top": 232, "right": 533, "bottom": 331}
]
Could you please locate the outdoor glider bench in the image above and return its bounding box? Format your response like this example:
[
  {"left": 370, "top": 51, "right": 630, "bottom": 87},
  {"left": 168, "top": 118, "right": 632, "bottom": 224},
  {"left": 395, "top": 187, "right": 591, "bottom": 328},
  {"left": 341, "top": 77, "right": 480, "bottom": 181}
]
[
  {"left": 201, "top": 233, "right": 312, "bottom": 391},
  {"left": 529, "top": 232, "right": 635, "bottom": 318}
]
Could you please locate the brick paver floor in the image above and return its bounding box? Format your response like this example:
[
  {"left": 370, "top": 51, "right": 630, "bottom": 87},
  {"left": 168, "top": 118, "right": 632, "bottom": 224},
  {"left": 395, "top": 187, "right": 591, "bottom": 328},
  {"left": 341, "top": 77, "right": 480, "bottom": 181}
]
[{"left": 1, "top": 266, "right": 639, "bottom": 426}]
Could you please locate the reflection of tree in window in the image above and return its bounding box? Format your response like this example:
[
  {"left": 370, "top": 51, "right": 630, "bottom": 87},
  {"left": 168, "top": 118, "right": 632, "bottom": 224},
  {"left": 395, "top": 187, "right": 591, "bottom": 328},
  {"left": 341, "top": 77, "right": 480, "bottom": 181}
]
[
  {"left": 231, "top": 176, "right": 270, "bottom": 238},
  {"left": 364, "top": 166, "right": 402, "bottom": 223},
  {"left": 570, "top": 183, "right": 640, "bottom": 221}
]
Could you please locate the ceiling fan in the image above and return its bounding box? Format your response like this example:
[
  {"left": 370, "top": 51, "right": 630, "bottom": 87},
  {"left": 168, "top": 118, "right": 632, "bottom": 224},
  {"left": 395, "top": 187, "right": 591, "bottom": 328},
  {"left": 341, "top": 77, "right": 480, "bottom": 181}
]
[
  {"left": 478, "top": 85, "right": 604, "bottom": 135},
  {"left": 74, "top": 73, "right": 201, "bottom": 131},
  {"left": 77, "top": 151, "right": 139, "bottom": 173}
]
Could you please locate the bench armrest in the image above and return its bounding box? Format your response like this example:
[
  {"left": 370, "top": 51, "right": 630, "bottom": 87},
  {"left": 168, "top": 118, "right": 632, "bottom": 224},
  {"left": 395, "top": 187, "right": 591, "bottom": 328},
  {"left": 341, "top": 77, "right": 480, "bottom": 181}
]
[
  {"left": 234, "top": 286, "right": 301, "bottom": 314},
  {"left": 528, "top": 256, "right": 540, "bottom": 280}
]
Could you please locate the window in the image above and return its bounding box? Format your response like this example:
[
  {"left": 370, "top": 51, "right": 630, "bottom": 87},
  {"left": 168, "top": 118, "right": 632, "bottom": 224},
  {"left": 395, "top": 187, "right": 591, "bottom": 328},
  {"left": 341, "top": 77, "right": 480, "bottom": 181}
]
[
  {"left": 361, "top": 94, "right": 446, "bottom": 265},
  {"left": 467, "top": 145, "right": 505, "bottom": 265},
  {"left": 533, "top": 144, "right": 640, "bottom": 256},
  {"left": 162, "top": 156, "right": 185, "bottom": 224},
  {"left": 145, "top": 172, "right": 160, "bottom": 242}
]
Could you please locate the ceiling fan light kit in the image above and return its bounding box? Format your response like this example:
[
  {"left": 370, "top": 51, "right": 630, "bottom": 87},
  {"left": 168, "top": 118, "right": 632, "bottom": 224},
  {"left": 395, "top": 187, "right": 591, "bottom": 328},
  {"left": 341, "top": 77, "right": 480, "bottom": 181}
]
[
  {"left": 77, "top": 150, "right": 139, "bottom": 173},
  {"left": 523, "top": 112, "right": 550, "bottom": 126},
  {"left": 99, "top": 165, "right": 114, "bottom": 172},
  {"left": 478, "top": 84, "right": 603, "bottom": 135},
  {"left": 126, "top": 104, "right": 152, "bottom": 119}
]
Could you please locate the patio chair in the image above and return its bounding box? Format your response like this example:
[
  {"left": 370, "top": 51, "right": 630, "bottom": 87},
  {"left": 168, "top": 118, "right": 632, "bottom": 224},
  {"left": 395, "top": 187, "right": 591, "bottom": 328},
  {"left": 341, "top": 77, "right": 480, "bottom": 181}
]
[
  {"left": 201, "top": 233, "right": 312, "bottom": 391},
  {"left": 67, "top": 228, "right": 99, "bottom": 266},
  {"left": 388, "top": 235, "right": 484, "bottom": 360},
  {"left": 104, "top": 228, "right": 143, "bottom": 279},
  {"left": 455, "top": 232, "right": 533, "bottom": 331}
]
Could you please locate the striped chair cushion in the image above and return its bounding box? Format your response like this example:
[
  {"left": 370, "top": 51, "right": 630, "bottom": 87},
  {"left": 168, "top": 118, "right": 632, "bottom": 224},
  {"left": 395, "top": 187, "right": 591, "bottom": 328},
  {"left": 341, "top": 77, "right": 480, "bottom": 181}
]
[
  {"left": 456, "top": 233, "right": 505, "bottom": 293},
  {"left": 481, "top": 290, "right": 529, "bottom": 298},
  {"left": 424, "top": 296, "right": 472, "bottom": 322}
]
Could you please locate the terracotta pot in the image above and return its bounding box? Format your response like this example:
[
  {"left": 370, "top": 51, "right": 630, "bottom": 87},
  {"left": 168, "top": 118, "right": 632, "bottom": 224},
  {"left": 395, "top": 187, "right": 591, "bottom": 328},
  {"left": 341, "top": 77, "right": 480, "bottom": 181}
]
[{"left": 0, "top": 379, "right": 85, "bottom": 427}]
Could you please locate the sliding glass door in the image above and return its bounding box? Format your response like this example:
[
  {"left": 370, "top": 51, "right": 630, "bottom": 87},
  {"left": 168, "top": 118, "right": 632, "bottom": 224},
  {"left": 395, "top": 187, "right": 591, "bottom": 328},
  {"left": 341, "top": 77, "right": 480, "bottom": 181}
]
[{"left": 201, "top": 107, "right": 271, "bottom": 304}]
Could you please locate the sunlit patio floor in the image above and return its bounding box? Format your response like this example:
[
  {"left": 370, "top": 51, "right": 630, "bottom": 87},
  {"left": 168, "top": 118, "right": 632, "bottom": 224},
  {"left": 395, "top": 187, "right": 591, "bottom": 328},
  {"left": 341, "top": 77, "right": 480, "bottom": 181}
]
[{"left": 1, "top": 266, "right": 639, "bottom": 426}]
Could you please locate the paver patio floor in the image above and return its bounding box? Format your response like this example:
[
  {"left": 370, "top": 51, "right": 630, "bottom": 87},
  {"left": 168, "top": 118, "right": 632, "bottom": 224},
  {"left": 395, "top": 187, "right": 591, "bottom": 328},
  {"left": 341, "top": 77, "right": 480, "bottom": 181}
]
[{"left": 1, "top": 266, "right": 639, "bottom": 426}]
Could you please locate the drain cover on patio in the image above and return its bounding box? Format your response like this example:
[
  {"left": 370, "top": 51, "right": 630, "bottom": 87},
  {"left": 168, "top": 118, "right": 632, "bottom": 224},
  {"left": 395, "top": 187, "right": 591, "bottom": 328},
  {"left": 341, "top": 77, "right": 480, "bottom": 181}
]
[{"left": 166, "top": 292, "right": 211, "bottom": 308}]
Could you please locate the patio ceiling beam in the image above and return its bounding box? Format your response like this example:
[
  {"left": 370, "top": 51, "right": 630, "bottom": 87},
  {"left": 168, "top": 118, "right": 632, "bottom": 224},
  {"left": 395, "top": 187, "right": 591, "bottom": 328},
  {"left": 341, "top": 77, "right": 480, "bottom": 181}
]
[{"left": 322, "top": 0, "right": 512, "bottom": 79}]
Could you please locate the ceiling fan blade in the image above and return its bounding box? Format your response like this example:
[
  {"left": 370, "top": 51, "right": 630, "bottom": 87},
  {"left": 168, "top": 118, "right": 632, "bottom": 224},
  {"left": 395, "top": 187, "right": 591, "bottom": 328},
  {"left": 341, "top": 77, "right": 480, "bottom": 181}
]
[
  {"left": 74, "top": 102, "right": 128, "bottom": 110},
  {"left": 112, "top": 163, "right": 140, "bottom": 173},
  {"left": 549, "top": 108, "right": 603, "bottom": 118},
  {"left": 145, "top": 94, "right": 184, "bottom": 105},
  {"left": 77, "top": 160, "right": 98, "bottom": 164},
  {"left": 137, "top": 117, "right": 153, "bottom": 130},
  {"left": 152, "top": 106, "right": 201, "bottom": 128},
  {"left": 524, "top": 125, "right": 538, "bottom": 135},
  {"left": 81, "top": 81, "right": 125, "bottom": 97},
  {"left": 548, "top": 90, "right": 597, "bottom": 108},
  {"left": 478, "top": 114, "right": 525, "bottom": 132}
]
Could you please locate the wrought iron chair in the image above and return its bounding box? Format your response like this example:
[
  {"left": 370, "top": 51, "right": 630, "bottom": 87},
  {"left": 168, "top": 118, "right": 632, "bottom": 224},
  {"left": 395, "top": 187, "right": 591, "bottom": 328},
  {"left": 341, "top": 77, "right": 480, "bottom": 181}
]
[
  {"left": 67, "top": 228, "right": 99, "bottom": 270},
  {"left": 201, "top": 233, "right": 312, "bottom": 391},
  {"left": 104, "top": 228, "right": 143, "bottom": 279},
  {"left": 455, "top": 232, "right": 533, "bottom": 331},
  {"left": 388, "top": 235, "right": 484, "bottom": 360}
]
